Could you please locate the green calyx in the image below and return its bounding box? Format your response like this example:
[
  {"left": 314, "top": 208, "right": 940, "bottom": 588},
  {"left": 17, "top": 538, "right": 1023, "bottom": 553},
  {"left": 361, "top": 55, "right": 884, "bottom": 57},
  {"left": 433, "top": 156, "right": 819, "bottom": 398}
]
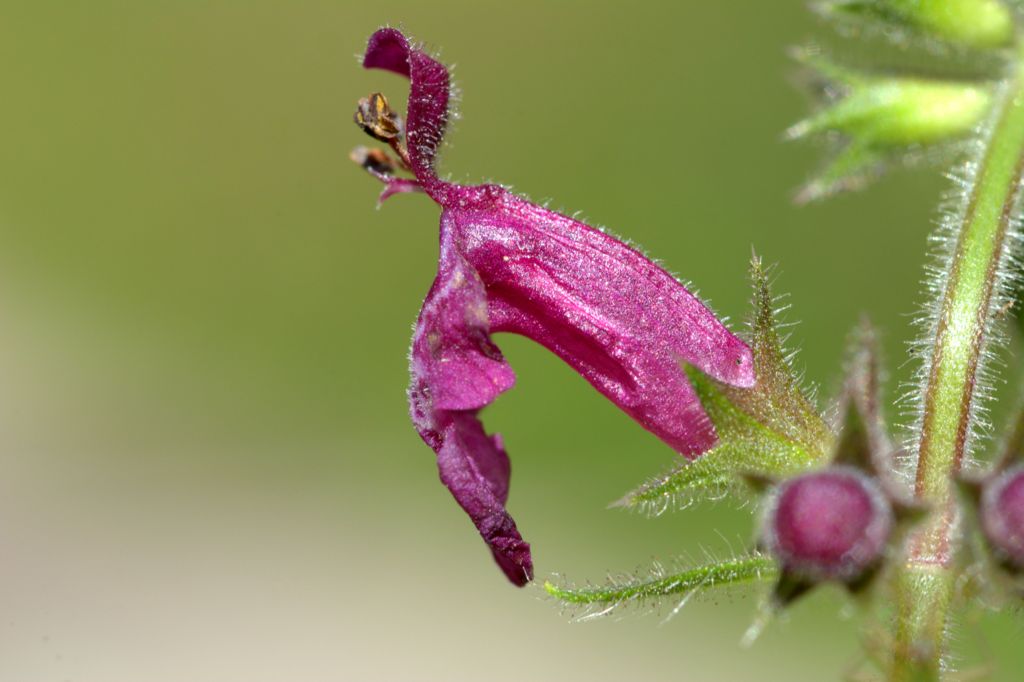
[{"left": 616, "top": 256, "right": 831, "bottom": 513}]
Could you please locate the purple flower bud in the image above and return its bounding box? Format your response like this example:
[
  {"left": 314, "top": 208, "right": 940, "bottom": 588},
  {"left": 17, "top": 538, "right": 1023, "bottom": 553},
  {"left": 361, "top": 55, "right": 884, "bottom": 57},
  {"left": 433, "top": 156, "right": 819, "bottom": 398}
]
[
  {"left": 980, "top": 464, "right": 1024, "bottom": 570},
  {"left": 762, "top": 467, "right": 893, "bottom": 582},
  {"left": 356, "top": 28, "right": 755, "bottom": 585}
]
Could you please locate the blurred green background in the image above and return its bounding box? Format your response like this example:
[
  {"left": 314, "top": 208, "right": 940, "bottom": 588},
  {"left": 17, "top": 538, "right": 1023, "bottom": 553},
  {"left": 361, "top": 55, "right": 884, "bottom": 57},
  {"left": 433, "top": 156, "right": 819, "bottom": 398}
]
[{"left": 2, "top": 1, "right": 1022, "bottom": 680}]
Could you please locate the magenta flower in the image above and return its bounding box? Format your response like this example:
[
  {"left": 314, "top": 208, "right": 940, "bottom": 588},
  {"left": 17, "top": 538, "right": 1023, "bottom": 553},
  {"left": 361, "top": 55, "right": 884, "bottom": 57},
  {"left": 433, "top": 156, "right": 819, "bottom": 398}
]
[{"left": 353, "top": 28, "right": 756, "bottom": 586}]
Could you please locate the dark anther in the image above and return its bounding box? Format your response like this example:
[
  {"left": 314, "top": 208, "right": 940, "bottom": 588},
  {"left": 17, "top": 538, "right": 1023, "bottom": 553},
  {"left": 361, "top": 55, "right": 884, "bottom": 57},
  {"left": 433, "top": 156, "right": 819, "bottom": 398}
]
[
  {"left": 354, "top": 92, "right": 403, "bottom": 142},
  {"left": 350, "top": 146, "right": 396, "bottom": 177}
]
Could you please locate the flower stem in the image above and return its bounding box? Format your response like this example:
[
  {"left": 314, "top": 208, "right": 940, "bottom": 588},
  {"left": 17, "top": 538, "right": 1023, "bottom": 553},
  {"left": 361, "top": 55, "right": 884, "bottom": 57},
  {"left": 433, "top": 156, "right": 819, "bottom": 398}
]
[{"left": 890, "top": 40, "right": 1024, "bottom": 681}]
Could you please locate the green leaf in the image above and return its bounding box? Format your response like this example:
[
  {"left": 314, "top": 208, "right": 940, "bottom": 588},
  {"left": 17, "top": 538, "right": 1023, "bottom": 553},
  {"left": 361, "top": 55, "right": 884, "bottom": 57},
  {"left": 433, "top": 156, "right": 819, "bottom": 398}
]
[
  {"left": 616, "top": 256, "right": 831, "bottom": 513},
  {"left": 544, "top": 554, "right": 777, "bottom": 619}
]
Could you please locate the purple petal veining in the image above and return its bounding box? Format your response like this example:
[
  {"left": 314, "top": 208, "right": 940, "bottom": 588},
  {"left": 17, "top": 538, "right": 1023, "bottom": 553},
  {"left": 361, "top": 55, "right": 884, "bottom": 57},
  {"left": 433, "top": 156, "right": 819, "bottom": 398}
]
[{"left": 359, "top": 28, "right": 755, "bottom": 586}]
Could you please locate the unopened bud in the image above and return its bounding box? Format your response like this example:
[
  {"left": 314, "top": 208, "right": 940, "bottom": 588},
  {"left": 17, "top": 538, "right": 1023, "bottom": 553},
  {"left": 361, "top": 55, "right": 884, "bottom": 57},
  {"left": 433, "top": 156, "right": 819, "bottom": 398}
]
[
  {"left": 788, "top": 77, "right": 990, "bottom": 147},
  {"left": 761, "top": 467, "right": 893, "bottom": 582},
  {"left": 789, "top": 66, "right": 992, "bottom": 202},
  {"left": 354, "top": 92, "right": 403, "bottom": 142},
  {"left": 980, "top": 464, "right": 1024, "bottom": 571}
]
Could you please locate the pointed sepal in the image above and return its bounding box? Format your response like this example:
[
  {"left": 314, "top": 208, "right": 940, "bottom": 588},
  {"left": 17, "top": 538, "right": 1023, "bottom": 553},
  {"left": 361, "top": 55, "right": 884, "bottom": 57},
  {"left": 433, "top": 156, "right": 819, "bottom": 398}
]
[
  {"left": 745, "top": 558, "right": 883, "bottom": 646},
  {"left": 833, "top": 386, "right": 875, "bottom": 473},
  {"left": 741, "top": 471, "right": 779, "bottom": 496},
  {"left": 955, "top": 474, "right": 984, "bottom": 507},
  {"left": 845, "top": 563, "right": 883, "bottom": 596},
  {"left": 832, "top": 319, "right": 901, "bottom": 483},
  {"left": 723, "top": 255, "right": 832, "bottom": 453},
  {"left": 770, "top": 569, "right": 815, "bottom": 609}
]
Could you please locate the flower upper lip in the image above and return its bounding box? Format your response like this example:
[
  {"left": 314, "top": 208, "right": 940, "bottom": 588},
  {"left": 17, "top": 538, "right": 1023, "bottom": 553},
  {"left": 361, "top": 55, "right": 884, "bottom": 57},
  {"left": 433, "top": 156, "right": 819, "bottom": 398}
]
[{"left": 355, "top": 27, "right": 755, "bottom": 585}]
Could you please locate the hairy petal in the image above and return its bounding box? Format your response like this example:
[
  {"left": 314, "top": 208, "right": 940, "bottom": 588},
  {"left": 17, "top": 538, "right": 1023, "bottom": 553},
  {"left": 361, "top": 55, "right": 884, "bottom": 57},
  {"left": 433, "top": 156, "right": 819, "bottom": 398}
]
[{"left": 450, "top": 188, "right": 755, "bottom": 455}]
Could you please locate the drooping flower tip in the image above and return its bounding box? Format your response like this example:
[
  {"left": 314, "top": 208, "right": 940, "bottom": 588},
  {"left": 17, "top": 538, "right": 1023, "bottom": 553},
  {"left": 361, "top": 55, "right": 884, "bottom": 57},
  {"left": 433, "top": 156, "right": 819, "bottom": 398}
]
[
  {"left": 355, "top": 27, "right": 756, "bottom": 585},
  {"left": 980, "top": 464, "right": 1024, "bottom": 571},
  {"left": 761, "top": 467, "right": 893, "bottom": 582}
]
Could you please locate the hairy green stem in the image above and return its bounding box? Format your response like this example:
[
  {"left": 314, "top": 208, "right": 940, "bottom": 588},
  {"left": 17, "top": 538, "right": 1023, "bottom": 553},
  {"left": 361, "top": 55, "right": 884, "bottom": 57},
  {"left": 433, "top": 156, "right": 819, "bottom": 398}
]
[
  {"left": 543, "top": 554, "right": 776, "bottom": 608},
  {"left": 891, "top": 41, "right": 1024, "bottom": 681}
]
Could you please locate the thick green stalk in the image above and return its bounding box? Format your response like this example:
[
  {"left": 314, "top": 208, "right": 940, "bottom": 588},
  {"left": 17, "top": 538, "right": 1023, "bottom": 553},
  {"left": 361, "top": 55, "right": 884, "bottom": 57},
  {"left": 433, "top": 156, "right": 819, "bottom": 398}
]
[{"left": 890, "top": 42, "right": 1024, "bottom": 681}]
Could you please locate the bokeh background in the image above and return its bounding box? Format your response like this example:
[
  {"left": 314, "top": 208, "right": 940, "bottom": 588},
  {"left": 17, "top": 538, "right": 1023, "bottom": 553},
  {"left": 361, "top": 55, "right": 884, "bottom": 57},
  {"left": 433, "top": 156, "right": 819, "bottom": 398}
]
[{"left": 2, "top": 1, "right": 1023, "bottom": 680}]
